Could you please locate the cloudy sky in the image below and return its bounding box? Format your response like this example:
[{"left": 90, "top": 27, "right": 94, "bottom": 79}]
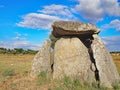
[{"left": 0, "top": 0, "right": 120, "bottom": 51}]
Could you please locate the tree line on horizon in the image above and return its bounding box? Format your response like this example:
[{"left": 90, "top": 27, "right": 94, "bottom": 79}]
[
  {"left": 0, "top": 47, "right": 38, "bottom": 54},
  {"left": 0, "top": 46, "right": 120, "bottom": 55}
]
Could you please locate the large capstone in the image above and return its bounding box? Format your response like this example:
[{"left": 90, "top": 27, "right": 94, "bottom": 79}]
[{"left": 52, "top": 21, "right": 100, "bottom": 37}]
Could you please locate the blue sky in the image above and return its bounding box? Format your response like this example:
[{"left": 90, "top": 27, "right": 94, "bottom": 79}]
[{"left": 0, "top": 0, "right": 120, "bottom": 51}]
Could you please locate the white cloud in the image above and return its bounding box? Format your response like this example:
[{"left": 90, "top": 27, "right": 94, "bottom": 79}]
[
  {"left": 0, "top": 32, "right": 41, "bottom": 50},
  {"left": 101, "top": 19, "right": 120, "bottom": 31},
  {"left": 13, "top": 41, "right": 30, "bottom": 47},
  {"left": 15, "top": 32, "right": 21, "bottom": 37},
  {"left": 0, "top": 41, "right": 4, "bottom": 45},
  {"left": 0, "top": 41, "right": 41, "bottom": 50},
  {"left": 13, "top": 37, "right": 21, "bottom": 40},
  {"left": 17, "top": 13, "right": 62, "bottom": 30},
  {"left": 38, "top": 4, "right": 75, "bottom": 19},
  {"left": 13, "top": 32, "right": 28, "bottom": 41},
  {"left": 100, "top": 0, "right": 120, "bottom": 16},
  {"left": 101, "top": 36, "right": 120, "bottom": 51},
  {"left": 74, "top": 0, "right": 120, "bottom": 23},
  {"left": 0, "top": 32, "right": 40, "bottom": 50},
  {"left": 17, "top": 1, "right": 120, "bottom": 28},
  {"left": 75, "top": 0, "right": 103, "bottom": 22},
  {"left": 17, "top": 4, "right": 78, "bottom": 30}
]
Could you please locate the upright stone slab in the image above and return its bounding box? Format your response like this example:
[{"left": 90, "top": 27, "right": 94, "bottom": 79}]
[
  {"left": 31, "top": 40, "right": 51, "bottom": 77},
  {"left": 91, "top": 34, "right": 120, "bottom": 88},
  {"left": 53, "top": 37, "right": 95, "bottom": 83}
]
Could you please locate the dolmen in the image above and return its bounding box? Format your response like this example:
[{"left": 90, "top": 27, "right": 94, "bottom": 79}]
[{"left": 31, "top": 21, "right": 120, "bottom": 88}]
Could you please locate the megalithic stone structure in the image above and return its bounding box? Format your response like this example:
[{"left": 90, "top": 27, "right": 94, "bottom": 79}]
[{"left": 31, "top": 21, "right": 120, "bottom": 88}]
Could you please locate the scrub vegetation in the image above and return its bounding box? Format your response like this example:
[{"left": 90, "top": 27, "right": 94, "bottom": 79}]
[{"left": 0, "top": 53, "right": 120, "bottom": 90}]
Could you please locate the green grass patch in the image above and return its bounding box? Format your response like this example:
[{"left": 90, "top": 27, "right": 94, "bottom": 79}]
[
  {"left": 2, "top": 68, "right": 15, "bottom": 77},
  {"left": 112, "top": 81, "right": 120, "bottom": 90},
  {"left": 53, "top": 76, "right": 108, "bottom": 90},
  {"left": 36, "top": 71, "right": 51, "bottom": 85}
]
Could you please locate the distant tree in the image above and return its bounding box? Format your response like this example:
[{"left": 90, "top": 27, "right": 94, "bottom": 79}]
[
  {"left": 14, "top": 48, "right": 24, "bottom": 54},
  {"left": 0, "top": 47, "right": 7, "bottom": 50},
  {"left": 26, "top": 49, "right": 38, "bottom": 54},
  {"left": 0, "top": 47, "right": 38, "bottom": 54},
  {"left": 11, "top": 49, "right": 17, "bottom": 55},
  {"left": 49, "top": 33, "right": 59, "bottom": 49},
  {"left": 0, "top": 47, "right": 7, "bottom": 54}
]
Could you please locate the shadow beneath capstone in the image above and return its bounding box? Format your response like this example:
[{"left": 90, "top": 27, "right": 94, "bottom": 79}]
[{"left": 79, "top": 35, "right": 100, "bottom": 87}]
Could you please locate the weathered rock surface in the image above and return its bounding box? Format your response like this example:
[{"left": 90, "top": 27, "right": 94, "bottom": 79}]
[
  {"left": 91, "top": 34, "right": 120, "bottom": 88},
  {"left": 53, "top": 37, "right": 95, "bottom": 83},
  {"left": 50, "top": 51, "right": 54, "bottom": 73},
  {"left": 31, "top": 21, "right": 120, "bottom": 88},
  {"left": 30, "top": 40, "right": 51, "bottom": 77},
  {"left": 52, "top": 21, "right": 100, "bottom": 37}
]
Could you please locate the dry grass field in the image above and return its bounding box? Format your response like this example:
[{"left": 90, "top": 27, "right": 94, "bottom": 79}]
[
  {"left": 112, "top": 55, "right": 120, "bottom": 75},
  {"left": 0, "top": 54, "right": 120, "bottom": 90}
]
